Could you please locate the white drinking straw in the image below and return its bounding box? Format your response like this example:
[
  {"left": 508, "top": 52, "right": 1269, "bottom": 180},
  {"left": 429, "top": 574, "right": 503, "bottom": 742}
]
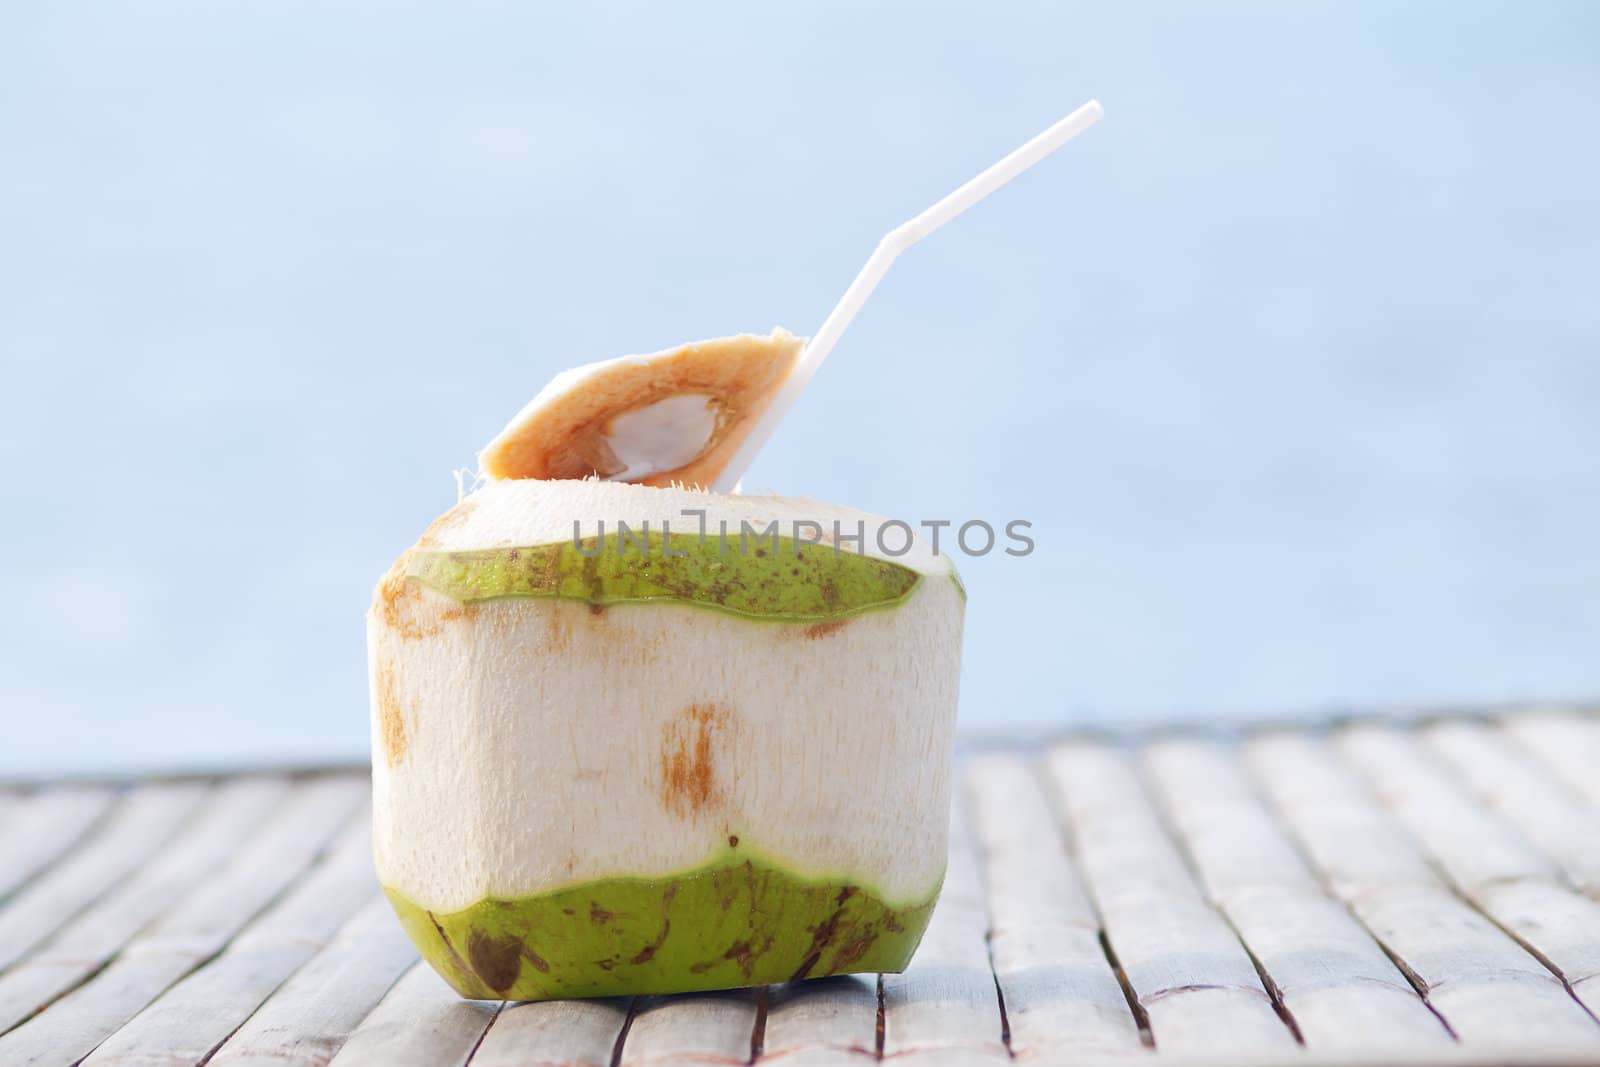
[{"left": 712, "top": 98, "right": 1105, "bottom": 494}]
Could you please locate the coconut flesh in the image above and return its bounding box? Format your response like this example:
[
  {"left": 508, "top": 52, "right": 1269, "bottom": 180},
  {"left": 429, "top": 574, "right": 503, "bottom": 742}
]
[
  {"left": 370, "top": 331, "right": 965, "bottom": 1000},
  {"left": 478, "top": 329, "right": 804, "bottom": 487}
]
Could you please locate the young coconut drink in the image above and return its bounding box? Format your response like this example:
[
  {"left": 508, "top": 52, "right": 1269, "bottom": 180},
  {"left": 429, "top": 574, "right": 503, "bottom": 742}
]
[
  {"left": 370, "top": 99, "right": 1103, "bottom": 1000},
  {"left": 369, "top": 331, "right": 965, "bottom": 1000}
]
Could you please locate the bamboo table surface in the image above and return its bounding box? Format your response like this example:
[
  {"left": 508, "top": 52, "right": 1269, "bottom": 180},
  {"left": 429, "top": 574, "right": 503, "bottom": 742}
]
[{"left": 4, "top": 708, "right": 1600, "bottom": 1067}]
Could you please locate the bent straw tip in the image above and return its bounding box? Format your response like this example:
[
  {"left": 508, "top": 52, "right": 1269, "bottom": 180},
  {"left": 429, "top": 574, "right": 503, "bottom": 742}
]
[{"left": 718, "top": 97, "right": 1104, "bottom": 493}]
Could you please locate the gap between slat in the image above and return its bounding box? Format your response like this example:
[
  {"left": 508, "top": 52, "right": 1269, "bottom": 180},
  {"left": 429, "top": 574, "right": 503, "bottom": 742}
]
[
  {"left": 0, "top": 775, "right": 370, "bottom": 1066},
  {"left": 1245, "top": 730, "right": 1600, "bottom": 1049}
]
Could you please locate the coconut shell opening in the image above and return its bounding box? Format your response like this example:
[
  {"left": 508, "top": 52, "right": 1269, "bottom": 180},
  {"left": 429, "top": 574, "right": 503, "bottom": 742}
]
[{"left": 480, "top": 329, "right": 803, "bottom": 488}]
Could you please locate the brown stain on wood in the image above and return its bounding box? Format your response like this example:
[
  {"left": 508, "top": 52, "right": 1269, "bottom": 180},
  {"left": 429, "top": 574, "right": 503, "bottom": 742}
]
[
  {"left": 659, "top": 704, "right": 733, "bottom": 819},
  {"left": 375, "top": 656, "right": 409, "bottom": 768}
]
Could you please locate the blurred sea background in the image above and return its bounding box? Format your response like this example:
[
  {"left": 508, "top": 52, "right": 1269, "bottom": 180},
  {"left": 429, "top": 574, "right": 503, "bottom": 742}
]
[{"left": 2, "top": 2, "right": 1597, "bottom": 775}]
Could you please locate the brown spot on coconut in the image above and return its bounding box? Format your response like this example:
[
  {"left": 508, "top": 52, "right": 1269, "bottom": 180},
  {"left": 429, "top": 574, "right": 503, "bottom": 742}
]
[
  {"left": 374, "top": 551, "right": 426, "bottom": 640},
  {"left": 542, "top": 603, "right": 573, "bottom": 655},
  {"left": 374, "top": 655, "right": 409, "bottom": 768},
  {"left": 659, "top": 703, "right": 731, "bottom": 818},
  {"left": 423, "top": 911, "right": 494, "bottom": 1000},
  {"left": 629, "top": 883, "right": 678, "bottom": 966},
  {"left": 801, "top": 618, "right": 849, "bottom": 640},
  {"left": 466, "top": 930, "right": 524, "bottom": 993},
  {"left": 722, "top": 939, "right": 757, "bottom": 980},
  {"left": 833, "top": 928, "right": 880, "bottom": 970},
  {"left": 374, "top": 551, "right": 472, "bottom": 642},
  {"left": 436, "top": 603, "right": 477, "bottom": 625},
  {"left": 478, "top": 330, "right": 802, "bottom": 488}
]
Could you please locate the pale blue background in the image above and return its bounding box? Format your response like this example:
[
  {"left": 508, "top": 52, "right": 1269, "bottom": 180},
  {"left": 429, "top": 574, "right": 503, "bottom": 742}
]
[{"left": 2, "top": 2, "right": 1597, "bottom": 774}]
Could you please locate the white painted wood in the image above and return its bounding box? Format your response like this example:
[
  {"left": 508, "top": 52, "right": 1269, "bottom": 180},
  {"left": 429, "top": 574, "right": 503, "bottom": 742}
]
[
  {"left": 1241, "top": 733, "right": 1436, "bottom": 897},
  {"left": 1246, "top": 730, "right": 1600, "bottom": 1049},
  {"left": 1337, "top": 725, "right": 1558, "bottom": 891},
  {"left": 0, "top": 774, "right": 368, "bottom": 1067},
  {"left": 1142, "top": 737, "right": 1451, "bottom": 1052},
  {"left": 1045, "top": 741, "right": 1297, "bottom": 1056},
  {"left": 1503, "top": 710, "right": 1600, "bottom": 810},
  {"left": 225, "top": 812, "right": 377, "bottom": 950},
  {"left": 92, "top": 942, "right": 316, "bottom": 1067},
  {"left": 82, "top": 810, "right": 379, "bottom": 1067},
  {"left": 761, "top": 975, "right": 878, "bottom": 1063},
  {"left": 1423, "top": 719, "right": 1600, "bottom": 897},
  {"left": 204, "top": 895, "right": 417, "bottom": 1067},
  {"left": 618, "top": 990, "right": 759, "bottom": 1065},
  {"left": 1338, "top": 724, "right": 1600, "bottom": 1002},
  {"left": 0, "top": 785, "right": 119, "bottom": 902},
  {"left": 0, "top": 777, "right": 291, "bottom": 1034},
  {"left": 471, "top": 995, "right": 628, "bottom": 1067},
  {"left": 0, "top": 781, "right": 209, "bottom": 973},
  {"left": 879, "top": 794, "right": 1010, "bottom": 1063},
  {"left": 139, "top": 776, "right": 369, "bottom": 955},
  {"left": 10, "top": 719, "right": 1600, "bottom": 1066},
  {"left": 965, "top": 753, "right": 1144, "bottom": 1059},
  {"left": 324, "top": 963, "right": 499, "bottom": 1067}
]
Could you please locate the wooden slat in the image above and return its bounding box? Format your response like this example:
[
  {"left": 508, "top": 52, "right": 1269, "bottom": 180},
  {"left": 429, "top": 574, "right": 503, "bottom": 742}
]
[
  {"left": 1337, "top": 725, "right": 1559, "bottom": 891},
  {"left": 1142, "top": 737, "right": 1451, "bottom": 1053},
  {"left": 1246, "top": 730, "right": 1600, "bottom": 1049},
  {"left": 1045, "top": 741, "right": 1297, "bottom": 1056},
  {"left": 879, "top": 794, "right": 1010, "bottom": 1064},
  {"left": 0, "top": 785, "right": 119, "bottom": 902},
  {"left": 0, "top": 777, "right": 291, "bottom": 1034},
  {"left": 202, "top": 895, "right": 416, "bottom": 1067},
  {"left": 0, "top": 782, "right": 210, "bottom": 974},
  {"left": 1423, "top": 720, "right": 1600, "bottom": 897},
  {"left": 1338, "top": 722, "right": 1600, "bottom": 1011},
  {"left": 1502, "top": 710, "right": 1600, "bottom": 810},
  {"left": 323, "top": 964, "right": 498, "bottom": 1067},
  {"left": 0, "top": 774, "right": 368, "bottom": 1067},
  {"left": 81, "top": 809, "right": 378, "bottom": 1066},
  {"left": 965, "top": 753, "right": 1144, "bottom": 1059},
  {"left": 616, "top": 989, "right": 759, "bottom": 1065},
  {"left": 6, "top": 715, "right": 1600, "bottom": 1065},
  {"left": 760, "top": 976, "right": 878, "bottom": 1063},
  {"left": 470, "top": 995, "right": 627, "bottom": 1067}
]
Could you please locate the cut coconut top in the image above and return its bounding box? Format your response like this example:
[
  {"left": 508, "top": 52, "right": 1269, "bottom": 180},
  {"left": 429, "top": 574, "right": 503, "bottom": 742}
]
[{"left": 479, "top": 329, "right": 803, "bottom": 489}]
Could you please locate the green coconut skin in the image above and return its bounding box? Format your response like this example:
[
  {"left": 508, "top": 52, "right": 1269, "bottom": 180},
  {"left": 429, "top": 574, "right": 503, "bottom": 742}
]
[
  {"left": 408, "top": 531, "right": 933, "bottom": 622},
  {"left": 385, "top": 850, "right": 942, "bottom": 1001}
]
